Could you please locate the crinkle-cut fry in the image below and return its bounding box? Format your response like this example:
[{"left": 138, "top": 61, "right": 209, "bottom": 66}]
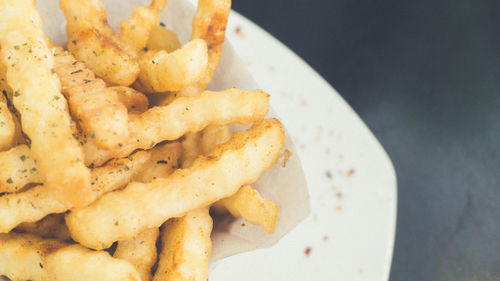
[
  {"left": 153, "top": 207, "right": 212, "bottom": 281},
  {"left": 82, "top": 88, "right": 270, "bottom": 166},
  {"left": 139, "top": 39, "right": 208, "bottom": 92},
  {"left": 114, "top": 228, "right": 159, "bottom": 281},
  {"left": 15, "top": 214, "right": 71, "bottom": 241},
  {"left": 110, "top": 86, "right": 150, "bottom": 114},
  {"left": 0, "top": 145, "right": 40, "bottom": 193},
  {"left": 117, "top": 0, "right": 167, "bottom": 55},
  {"left": 177, "top": 0, "right": 232, "bottom": 97},
  {"left": 133, "top": 142, "right": 182, "bottom": 183},
  {"left": 0, "top": 93, "right": 16, "bottom": 151},
  {"left": 0, "top": 150, "right": 151, "bottom": 233},
  {"left": 52, "top": 46, "right": 130, "bottom": 149},
  {"left": 0, "top": 233, "right": 141, "bottom": 281},
  {"left": 66, "top": 119, "right": 285, "bottom": 250},
  {"left": 217, "top": 185, "right": 279, "bottom": 233},
  {"left": 182, "top": 124, "right": 230, "bottom": 169},
  {"left": 0, "top": 0, "right": 91, "bottom": 208},
  {"left": 181, "top": 132, "right": 202, "bottom": 168},
  {"left": 146, "top": 24, "right": 181, "bottom": 53},
  {"left": 200, "top": 124, "right": 231, "bottom": 154},
  {"left": 60, "top": 0, "right": 139, "bottom": 85}
]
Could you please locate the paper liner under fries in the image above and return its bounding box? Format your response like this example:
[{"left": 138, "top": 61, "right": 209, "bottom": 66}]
[{"left": 35, "top": 0, "right": 310, "bottom": 263}]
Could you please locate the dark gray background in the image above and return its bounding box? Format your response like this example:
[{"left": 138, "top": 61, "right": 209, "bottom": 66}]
[{"left": 233, "top": 1, "right": 500, "bottom": 280}]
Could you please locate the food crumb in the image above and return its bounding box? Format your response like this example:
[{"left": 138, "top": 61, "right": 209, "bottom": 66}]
[
  {"left": 235, "top": 26, "right": 246, "bottom": 38},
  {"left": 281, "top": 149, "right": 292, "bottom": 167},
  {"left": 336, "top": 192, "right": 343, "bottom": 199},
  {"left": 326, "top": 170, "right": 332, "bottom": 179},
  {"left": 336, "top": 205, "right": 343, "bottom": 211},
  {"left": 323, "top": 235, "right": 328, "bottom": 241},
  {"left": 241, "top": 223, "right": 245, "bottom": 227},
  {"left": 300, "top": 98, "right": 308, "bottom": 106},
  {"left": 304, "top": 247, "right": 312, "bottom": 257},
  {"left": 346, "top": 169, "right": 355, "bottom": 178}
]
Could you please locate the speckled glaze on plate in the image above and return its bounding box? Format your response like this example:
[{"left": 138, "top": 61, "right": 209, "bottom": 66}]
[{"left": 204, "top": 5, "right": 397, "bottom": 281}]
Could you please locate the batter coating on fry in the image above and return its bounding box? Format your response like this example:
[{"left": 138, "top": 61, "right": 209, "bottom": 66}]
[
  {"left": 0, "top": 233, "right": 141, "bottom": 281},
  {"left": 0, "top": 0, "right": 91, "bottom": 208},
  {"left": 66, "top": 119, "right": 285, "bottom": 249}
]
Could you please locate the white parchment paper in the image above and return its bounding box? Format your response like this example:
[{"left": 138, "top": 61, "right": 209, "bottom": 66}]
[{"left": 35, "top": 0, "right": 310, "bottom": 263}]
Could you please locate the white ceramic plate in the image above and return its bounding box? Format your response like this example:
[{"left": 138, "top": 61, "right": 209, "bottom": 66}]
[{"left": 204, "top": 7, "right": 398, "bottom": 281}]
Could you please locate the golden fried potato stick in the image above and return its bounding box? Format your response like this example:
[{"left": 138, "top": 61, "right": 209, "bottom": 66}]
[
  {"left": 114, "top": 143, "right": 180, "bottom": 281},
  {"left": 177, "top": 0, "right": 232, "bottom": 97},
  {"left": 200, "top": 124, "right": 231, "bottom": 154},
  {"left": 146, "top": 24, "right": 181, "bottom": 53},
  {"left": 139, "top": 39, "right": 208, "bottom": 92},
  {"left": 0, "top": 93, "right": 16, "bottom": 151},
  {"left": 114, "top": 228, "right": 159, "bottom": 281},
  {"left": 153, "top": 207, "right": 212, "bottom": 281},
  {"left": 110, "top": 86, "right": 150, "bottom": 114},
  {"left": 0, "top": 233, "right": 141, "bottom": 281},
  {"left": 0, "top": 0, "right": 91, "bottom": 208},
  {"left": 66, "top": 119, "right": 285, "bottom": 250},
  {"left": 133, "top": 142, "right": 182, "bottom": 183},
  {"left": 60, "top": 0, "right": 138, "bottom": 85},
  {"left": 82, "top": 88, "right": 269, "bottom": 166},
  {"left": 15, "top": 214, "right": 71, "bottom": 241},
  {"left": 117, "top": 0, "right": 168, "bottom": 55},
  {"left": 181, "top": 132, "right": 202, "bottom": 168},
  {"left": 215, "top": 185, "right": 279, "bottom": 233},
  {"left": 0, "top": 150, "right": 151, "bottom": 233},
  {"left": 52, "top": 45, "right": 130, "bottom": 149},
  {"left": 0, "top": 64, "right": 25, "bottom": 147},
  {"left": 0, "top": 145, "right": 39, "bottom": 194}
]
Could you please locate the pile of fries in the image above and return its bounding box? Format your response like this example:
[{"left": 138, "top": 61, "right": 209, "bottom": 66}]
[{"left": 0, "top": 0, "right": 286, "bottom": 280}]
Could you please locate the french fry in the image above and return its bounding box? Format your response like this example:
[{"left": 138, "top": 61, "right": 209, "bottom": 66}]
[
  {"left": 0, "top": 150, "right": 151, "bottom": 233},
  {"left": 0, "top": 93, "right": 15, "bottom": 152},
  {"left": 117, "top": 0, "right": 167, "bottom": 55},
  {"left": 60, "top": 0, "right": 138, "bottom": 85},
  {"left": 114, "top": 228, "right": 159, "bottom": 281},
  {"left": 0, "top": 0, "right": 91, "bottom": 208},
  {"left": 181, "top": 132, "right": 202, "bottom": 168},
  {"left": 215, "top": 185, "right": 279, "bottom": 233},
  {"left": 0, "top": 65, "right": 24, "bottom": 147},
  {"left": 0, "top": 145, "right": 40, "bottom": 193},
  {"left": 110, "top": 86, "right": 150, "bottom": 114},
  {"left": 52, "top": 45, "right": 130, "bottom": 149},
  {"left": 146, "top": 24, "right": 181, "bottom": 53},
  {"left": 66, "top": 119, "right": 285, "bottom": 250},
  {"left": 177, "top": 0, "right": 231, "bottom": 97},
  {"left": 83, "top": 88, "right": 269, "bottom": 166},
  {"left": 15, "top": 214, "right": 71, "bottom": 241},
  {"left": 133, "top": 142, "right": 182, "bottom": 183},
  {"left": 153, "top": 207, "right": 212, "bottom": 281},
  {"left": 139, "top": 39, "right": 208, "bottom": 92},
  {"left": 0, "top": 233, "right": 141, "bottom": 281},
  {"left": 200, "top": 124, "right": 231, "bottom": 155}
]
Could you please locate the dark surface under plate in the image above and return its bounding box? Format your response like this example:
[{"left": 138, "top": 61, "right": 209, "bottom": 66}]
[{"left": 233, "top": 1, "right": 500, "bottom": 280}]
